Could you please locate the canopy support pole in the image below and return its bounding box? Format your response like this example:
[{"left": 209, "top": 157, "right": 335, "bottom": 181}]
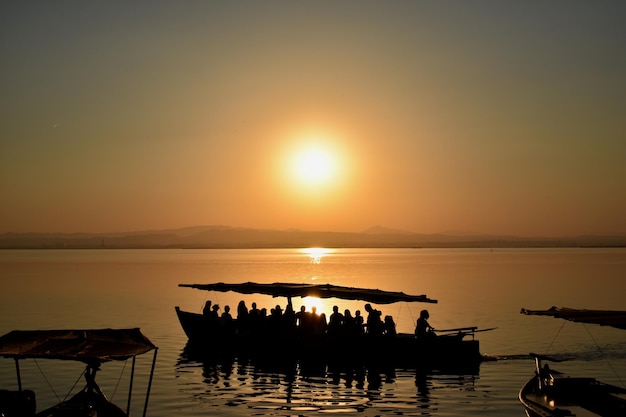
[
  {"left": 142, "top": 348, "right": 158, "bottom": 417},
  {"left": 14, "top": 358, "right": 22, "bottom": 391},
  {"left": 534, "top": 356, "right": 543, "bottom": 390},
  {"left": 127, "top": 355, "right": 137, "bottom": 415}
]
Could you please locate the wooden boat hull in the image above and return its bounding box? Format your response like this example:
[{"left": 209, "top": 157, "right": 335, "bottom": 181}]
[
  {"left": 35, "top": 390, "right": 127, "bottom": 417},
  {"left": 175, "top": 306, "right": 483, "bottom": 369},
  {"left": 519, "top": 370, "right": 626, "bottom": 417}
]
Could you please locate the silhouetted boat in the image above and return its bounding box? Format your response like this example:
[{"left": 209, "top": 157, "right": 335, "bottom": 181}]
[
  {"left": 175, "top": 282, "right": 492, "bottom": 368},
  {"left": 519, "top": 307, "right": 626, "bottom": 417},
  {"left": 0, "top": 328, "right": 158, "bottom": 417}
]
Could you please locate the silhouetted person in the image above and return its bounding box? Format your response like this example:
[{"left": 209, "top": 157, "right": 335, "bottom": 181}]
[
  {"left": 269, "top": 304, "right": 283, "bottom": 336},
  {"left": 364, "top": 303, "right": 383, "bottom": 336},
  {"left": 209, "top": 304, "right": 220, "bottom": 322},
  {"left": 295, "top": 305, "right": 307, "bottom": 334},
  {"left": 384, "top": 315, "right": 396, "bottom": 337},
  {"left": 343, "top": 309, "right": 355, "bottom": 335},
  {"left": 221, "top": 305, "right": 234, "bottom": 335},
  {"left": 237, "top": 300, "right": 248, "bottom": 319},
  {"left": 306, "top": 306, "right": 318, "bottom": 336},
  {"left": 249, "top": 302, "right": 261, "bottom": 336},
  {"left": 415, "top": 309, "right": 435, "bottom": 340},
  {"left": 236, "top": 300, "right": 249, "bottom": 334},
  {"left": 202, "top": 300, "right": 212, "bottom": 318},
  {"left": 315, "top": 312, "right": 328, "bottom": 336},
  {"left": 354, "top": 310, "right": 364, "bottom": 335},
  {"left": 283, "top": 302, "right": 297, "bottom": 334},
  {"left": 328, "top": 305, "right": 344, "bottom": 337}
]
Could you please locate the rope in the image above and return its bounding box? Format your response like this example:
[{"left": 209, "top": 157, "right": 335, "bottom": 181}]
[
  {"left": 63, "top": 368, "right": 86, "bottom": 402},
  {"left": 33, "top": 358, "right": 61, "bottom": 402},
  {"left": 544, "top": 319, "right": 566, "bottom": 355},
  {"left": 582, "top": 324, "right": 625, "bottom": 388},
  {"left": 110, "top": 359, "right": 128, "bottom": 400},
  {"left": 406, "top": 303, "right": 418, "bottom": 331}
]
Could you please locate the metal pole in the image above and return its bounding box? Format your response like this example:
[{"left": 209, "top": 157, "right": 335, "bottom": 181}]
[
  {"left": 126, "top": 355, "right": 137, "bottom": 415},
  {"left": 142, "top": 348, "right": 158, "bottom": 417},
  {"left": 14, "top": 358, "right": 22, "bottom": 391}
]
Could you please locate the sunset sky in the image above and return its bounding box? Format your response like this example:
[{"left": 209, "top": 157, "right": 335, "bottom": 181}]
[{"left": 2, "top": 2, "right": 625, "bottom": 237}]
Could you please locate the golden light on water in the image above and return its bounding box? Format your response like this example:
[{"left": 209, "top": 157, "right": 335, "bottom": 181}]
[{"left": 301, "top": 247, "right": 332, "bottom": 263}]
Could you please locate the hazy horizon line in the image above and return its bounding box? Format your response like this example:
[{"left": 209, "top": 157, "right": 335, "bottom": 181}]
[{"left": 2, "top": 224, "right": 626, "bottom": 239}]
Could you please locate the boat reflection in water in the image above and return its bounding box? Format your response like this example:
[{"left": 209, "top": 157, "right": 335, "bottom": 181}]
[{"left": 176, "top": 342, "right": 480, "bottom": 415}]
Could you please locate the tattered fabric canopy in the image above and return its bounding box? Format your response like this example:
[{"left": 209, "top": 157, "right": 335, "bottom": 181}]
[
  {"left": 521, "top": 307, "right": 626, "bottom": 330},
  {"left": 0, "top": 328, "right": 156, "bottom": 364},
  {"left": 179, "top": 282, "right": 438, "bottom": 304}
]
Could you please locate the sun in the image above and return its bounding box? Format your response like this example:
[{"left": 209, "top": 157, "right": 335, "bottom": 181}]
[
  {"left": 274, "top": 129, "right": 353, "bottom": 201},
  {"left": 291, "top": 144, "right": 337, "bottom": 186}
]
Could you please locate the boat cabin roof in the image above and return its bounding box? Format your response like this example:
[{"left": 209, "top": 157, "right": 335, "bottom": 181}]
[
  {"left": 521, "top": 307, "right": 626, "bottom": 330},
  {"left": 178, "top": 282, "right": 438, "bottom": 304},
  {"left": 0, "top": 328, "right": 156, "bottom": 364}
]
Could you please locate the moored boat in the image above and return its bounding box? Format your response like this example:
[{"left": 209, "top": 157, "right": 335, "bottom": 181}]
[
  {"left": 0, "top": 328, "right": 158, "bottom": 417},
  {"left": 519, "top": 307, "right": 626, "bottom": 417},
  {"left": 175, "top": 282, "right": 491, "bottom": 368}
]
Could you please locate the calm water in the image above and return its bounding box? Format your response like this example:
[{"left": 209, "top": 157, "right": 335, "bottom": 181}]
[{"left": 1, "top": 248, "right": 625, "bottom": 416}]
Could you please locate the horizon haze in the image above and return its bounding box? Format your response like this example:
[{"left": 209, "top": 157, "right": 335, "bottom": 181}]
[
  {"left": 2, "top": 2, "right": 625, "bottom": 237},
  {"left": 2, "top": 224, "right": 625, "bottom": 249}
]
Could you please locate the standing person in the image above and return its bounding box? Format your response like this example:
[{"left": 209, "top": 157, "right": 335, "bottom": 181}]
[
  {"left": 221, "top": 305, "right": 234, "bottom": 335},
  {"left": 415, "top": 309, "right": 435, "bottom": 340},
  {"left": 237, "top": 300, "right": 249, "bottom": 334},
  {"left": 328, "top": 305, "right": 344, "bottom": 337},
  {"left": 248, "top": 302, "right": 261, "bottom": 336},
  {"left": 354, "top": 310, "right": 364, "bottom": 335},
  {"left": 283, "top": 302, "right": 297, "bottom": 334},
  {"left": 315, "top": 312, "right": 328, "bottom": 336},
  {"left": 364, "top": 303, "right": 383, "bottom": 336},
  {"left": 343, "top": 309, "right": 355, "bottom": 335},
  {"left": 295, "top": 305, "right": 306, "bottom": 327}
]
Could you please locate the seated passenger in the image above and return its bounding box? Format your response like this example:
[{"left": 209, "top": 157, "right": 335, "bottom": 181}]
[
  {"left": 202, "top": 300, "right": 212, "bottom": 318},
  {"left": 414, "top": 309, "right": 435, "bottom": 340},
  {"left": 384, "top": 315, "right": 396, "bottom": 337}
]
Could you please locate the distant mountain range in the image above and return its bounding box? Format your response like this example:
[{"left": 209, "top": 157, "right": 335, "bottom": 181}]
[{"left": 1, "top": 225, "right": 624, "bottom": 249}]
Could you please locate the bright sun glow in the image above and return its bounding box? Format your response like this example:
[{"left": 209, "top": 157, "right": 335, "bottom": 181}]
[
  {"left": 290, "top": 141, "right": 338, "bottom": 187},
  {"left": 301, "top": 296, "right": 323, "bottom": 313}
]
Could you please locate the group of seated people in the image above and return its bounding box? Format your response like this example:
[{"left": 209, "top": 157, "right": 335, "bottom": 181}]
[{"left": 201, "top": 300, "right": 401, "bottom": 339}]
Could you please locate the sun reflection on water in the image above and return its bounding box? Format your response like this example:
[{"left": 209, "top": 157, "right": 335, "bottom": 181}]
[{"left": 301, "top": 247, "right": 332, "bottom": 264}]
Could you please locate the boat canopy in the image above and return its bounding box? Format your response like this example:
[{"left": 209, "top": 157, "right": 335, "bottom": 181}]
[
  {"left": 521, "top": 307, "right": 626, "bottom": 330},
  {"left": 179, "top": 282, "right": 438, "bottom": 304},
  {"left": 0, "top": 328, "right": 157, "bottom": 364}
]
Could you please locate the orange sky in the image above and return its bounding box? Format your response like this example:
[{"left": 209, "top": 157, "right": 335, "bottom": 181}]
[{"left": 1, "top": 2, "right": 625, "bottom": 237}]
